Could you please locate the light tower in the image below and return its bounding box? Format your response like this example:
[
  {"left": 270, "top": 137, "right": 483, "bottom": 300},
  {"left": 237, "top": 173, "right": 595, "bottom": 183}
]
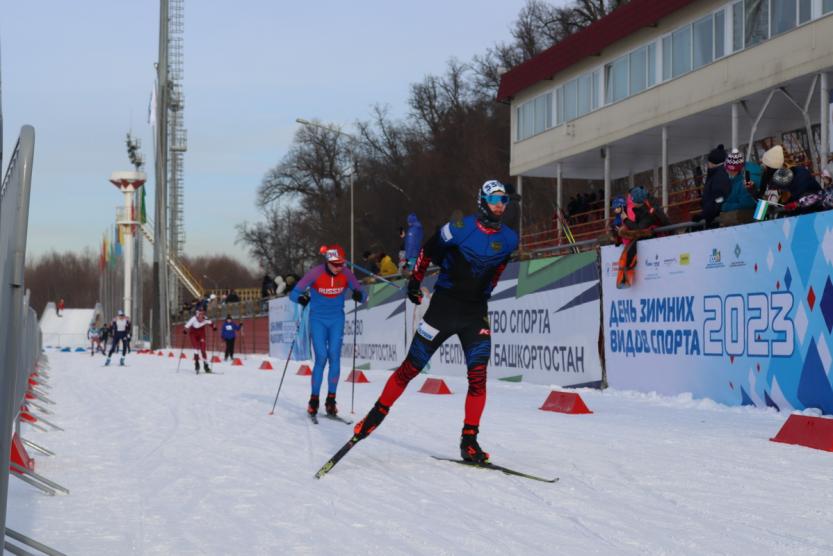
[{"left": 110, "top": 171, "right": 146, "bottom": 321}]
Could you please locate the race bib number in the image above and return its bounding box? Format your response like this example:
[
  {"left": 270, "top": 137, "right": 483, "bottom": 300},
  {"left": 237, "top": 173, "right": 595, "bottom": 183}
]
[{"left": 416, "top": 320, "right": 439, "bottom": 341}]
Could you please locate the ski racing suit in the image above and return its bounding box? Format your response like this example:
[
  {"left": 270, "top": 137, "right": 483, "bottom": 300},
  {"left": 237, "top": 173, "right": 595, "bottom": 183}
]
[
  {"left": 108, "top": 317, "right": 131, "bottom": 358},
  {"left": 377, "top": 214, "right": 517, "bottom": 428},
  {"left": 289, "top": 265, "right": 366, "bottom": 397},
  {"left": 185, "top": 315, "right": 214, "bottom": 362}
]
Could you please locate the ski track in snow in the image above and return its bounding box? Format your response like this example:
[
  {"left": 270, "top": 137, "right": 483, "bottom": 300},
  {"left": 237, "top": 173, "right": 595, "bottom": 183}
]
[{"left": 7, "top": 350, "right": 833, "bottom": 555}]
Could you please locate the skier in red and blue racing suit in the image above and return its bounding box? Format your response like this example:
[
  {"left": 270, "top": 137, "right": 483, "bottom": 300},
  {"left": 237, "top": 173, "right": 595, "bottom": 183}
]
[
  {"left": 290, "top": 244, "right": 366, "bottom": 417},
  {"left": 353, "top": 180, "right": 518, "bottom": 463}
]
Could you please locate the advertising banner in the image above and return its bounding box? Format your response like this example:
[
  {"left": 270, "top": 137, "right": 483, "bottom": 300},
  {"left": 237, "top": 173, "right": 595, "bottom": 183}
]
[
  {"left": 273, "top": 251, "right": 603, "bottom": 388},
  {"left": 403, "top": 251, "right": 603, "bottom": 387},
  {"left": 601, "top": 212, "right": 833, "bottom": 413},
  {"left": 268, "top": 296, "right": 310, "bottom": 360}
]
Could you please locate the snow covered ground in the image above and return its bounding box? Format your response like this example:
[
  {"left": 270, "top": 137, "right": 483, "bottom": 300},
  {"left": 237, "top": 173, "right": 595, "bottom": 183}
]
[
  {"left": 39, "top": 307, "right": 95, "bottom": 348},
  {"left": 8, "top": 349, "right": 833, "bottom": 555}
]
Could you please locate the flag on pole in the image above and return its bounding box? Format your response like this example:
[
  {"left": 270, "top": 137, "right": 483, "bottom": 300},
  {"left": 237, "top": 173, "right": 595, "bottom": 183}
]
[
  {"left": 140, "top": 185, "right": 148, "bottom": 224},
  {"left": 114, "top": 225, "right": 122, "bottom": 258},
  {"left": 99, "top": 234, "right": 106, "bottom": 271}
]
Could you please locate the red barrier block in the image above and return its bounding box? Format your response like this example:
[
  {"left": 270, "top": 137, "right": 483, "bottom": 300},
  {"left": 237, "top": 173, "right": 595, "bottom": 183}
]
[
  {"left": 771, "top": 414, "right": 833, "bottom": 452},
  {"left": 539, "top": 391, "right": 593, "bottom": 414},
  {"left": 169, "top": 352, "right": 175, "bottom": 358},
  {"left": 259, "top": 360, "right": 274, "bottom": 370},
  {"left": 211, "top": 355, "right": 222, "bottom": 363},
  {"left": 297, "top": 364, "right": 312, "bottom": 376},
  {"left": 419, "top": 377, "right": 452, "bottom": 394},
  {"left": 345, "top": 370, "right": 369, "bottom": 383},
  {"left": 10, "top": 433, "right": 34, "bottom": 472},
  {"left": 158, "top": 351, "right": 164, "bottom": 356},
  {"left": 20, "top": 406, "right": 37, "bottom": 424},
  {"left": 180, "top": 353, "right": 188, "bottom": 359},
  {"left": 232, "top": 358, "right": 243, "bottom": 366}
]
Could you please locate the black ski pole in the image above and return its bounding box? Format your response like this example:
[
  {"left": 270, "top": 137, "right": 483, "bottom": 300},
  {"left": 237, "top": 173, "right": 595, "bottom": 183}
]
[
  {"left": 351, "top": 299, "right": 358, "bottom": 414},
  {"left": 268, "top": 307, "right": 305, "bottom": 415}
]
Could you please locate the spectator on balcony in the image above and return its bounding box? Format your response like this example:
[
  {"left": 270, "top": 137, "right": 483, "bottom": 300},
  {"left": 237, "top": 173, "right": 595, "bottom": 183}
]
[
  {"left": 274, "top": 276, "right": 287, "bottom": 296},
  {"left": 783, "top": 168, "right": 833, "bottom": 214},
  {"left": 697, "top": 144, "right": 731, "bottom": 228},
  {"left": 720, "top": 149, "right": 758, "bottom": 226},
  {"left": 616, "top": 186, "right": 670, "bottom": 289},
  {"left": 608, "top": 196, "right": 627, "bottom": 246},
  {"left": 403, "top": 212, "right": 423, "bottom": 272},
  {"left": 225, "top": 289, "right": 241, "bottom": 303},
  {"left": 362, "top": 251, "right": 381, "bottom": 277},
  {"left": 397, "top": 226, "right": 406, "bottom": 272},
  {"left": 261, "top": 273, "right": 275, "bottom": 298},
  {"left": 758, "top": 145, "right": 785, "bottom": 196}
]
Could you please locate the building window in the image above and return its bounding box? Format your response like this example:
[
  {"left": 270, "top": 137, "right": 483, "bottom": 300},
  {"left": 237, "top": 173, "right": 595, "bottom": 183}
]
[
  {"left": 732, "top": 1, "right": 744, "bottom": 51},
  {"left": 592, "top": 70, "right": 600, "bottom": 110},
  {"left": 672, "top": 26, "right": 692, "bottom": 78},
  {"left": 662, "top": 36, "right": 672, "bottom": 80},
  {"left": 770, "top": 0, "right": 796, "bottom": 36},
  {"left": 745, "top": 0, "right": 769, "bottom": 47},
  {"left": 533, "top": 93, "right": 551, "bottom": 135},
  {"left": 798, "top": 0, "right": 811, "bottom": 23},
  {"left": 577, "top": 73, "right": 592, "bottom": 116},
  {"left": 647, "top": 43, "right": 656, "bottom": 86},
  {"left": 605, "top": 56, "right": 628, "bottom": 104},
  {"left": 825, "top": 0, "right": 833, "bottom": 14},
  {"left": 693, "top": 15, "right": 714, "bottom": 69},
  {"left": 714, "top": 9, "right": 726, "bottom": 58},
  {"left": 564, "top": 79, "right": 578, "bottom": 121},
  {"left": 556, "top": 87, "right": 564, "bottom": 126},
  {"left": 629, "top": 46, "right": 647, "bottom": 95}
]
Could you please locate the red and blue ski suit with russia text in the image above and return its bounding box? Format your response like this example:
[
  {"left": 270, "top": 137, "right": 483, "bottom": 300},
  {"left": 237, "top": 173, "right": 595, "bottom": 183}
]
[{"left": 290, "top": 265, "right": 366, "bottom": 396}]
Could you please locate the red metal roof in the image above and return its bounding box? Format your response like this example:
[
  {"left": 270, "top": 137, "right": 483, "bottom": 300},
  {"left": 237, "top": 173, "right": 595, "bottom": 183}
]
[{"left": 497, "top": 0, "right": 700, "bottom": 102}]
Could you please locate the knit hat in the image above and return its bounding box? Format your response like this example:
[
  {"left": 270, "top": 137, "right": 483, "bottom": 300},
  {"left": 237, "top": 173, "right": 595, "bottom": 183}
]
[
  {"left": 772, "top": 167, "right": 794, "bottom": 188},
  {"left": 761, "top": 145, "right": 784, "bottom": 169},
  {"left": 707, "top": 144, "right": 727, "bottom": 165},
  {"left": 629, "top": 186, "right": 648, "bottom": 204},
  {"left": 612, "top": 196, "right": 626, "bottom": 209},
  {"left": 725, "top": 149, "right": 744, "bottom": 172}
]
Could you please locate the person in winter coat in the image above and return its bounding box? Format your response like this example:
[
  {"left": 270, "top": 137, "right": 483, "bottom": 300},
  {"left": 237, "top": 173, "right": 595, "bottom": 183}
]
[
  {"left": 616, "top": 187, "right": 670, "bottom": 289},
  {"left": 699, "top": 144, "right": 732, "bottom": 227},
  {"left": 720, "top": 149, "right": 758, "bottom": 225},
  {"left": 290, "top": 244, "right": 366, "bottom": 417},
  {"left": 220, "top": 315, "right": 243, "bottom": 361},
  {"left": 57, "top": 298, "right": 65, "bottom": 317},
  {"left": 105, "top": 310, "right": 131, "bottom": 366},
  {"left": 608, "top": 196, "right": 627, "bottom": 246},
  {"left": 351, "top": 180, "right": 518, "bottom": 464},
  {"left": 184, "top": 309, "right": 216, "bottom": 373},
  {"left": 403, "top": 213, "right": 423, "bottom": 271}
]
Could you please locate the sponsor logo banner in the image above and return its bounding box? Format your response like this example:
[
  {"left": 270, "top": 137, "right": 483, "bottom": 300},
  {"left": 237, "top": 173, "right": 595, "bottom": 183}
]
[{"left": 601, "top": 212, "right": 833, "bottom": 413}]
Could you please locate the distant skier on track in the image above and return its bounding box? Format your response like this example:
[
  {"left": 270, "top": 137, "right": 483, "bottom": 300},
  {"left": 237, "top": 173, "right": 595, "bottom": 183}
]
[
  {"left": 352, "top": 180, "right": 518, "bottom": 463},
  {"left": 105, "top": 310, "right": 131, "bottom": 366},
  {"left": 184, "top": 309, "right": 216, "bottom": 374},
  {"left": 220, "top": 315, "right": 243, "bottom": 361},
  {"left": 289, "top": 244, "right": 366, "bottom": 418}
]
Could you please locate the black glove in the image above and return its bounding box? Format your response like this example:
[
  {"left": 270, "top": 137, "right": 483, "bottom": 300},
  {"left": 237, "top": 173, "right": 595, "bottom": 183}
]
[
  {"left": 297, "top": 293, "right": 310, "bottom": 307},
  {"left": 407, "top": 278, "right": 423, "bottom": 305},
  {"left": 352, "top": 290, "right": 363, "bottom": 302}
]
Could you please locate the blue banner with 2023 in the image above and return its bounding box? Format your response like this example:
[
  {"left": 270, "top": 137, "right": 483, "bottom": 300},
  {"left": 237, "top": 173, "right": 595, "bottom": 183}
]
[{"left": 601, "top": 211, "right": 833, "bottom": 413}]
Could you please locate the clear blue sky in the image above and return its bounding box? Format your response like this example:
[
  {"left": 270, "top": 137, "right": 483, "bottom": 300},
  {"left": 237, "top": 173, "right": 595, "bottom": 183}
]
[{"left": 2, "top": 0, "right": 543, "bottom": 270}]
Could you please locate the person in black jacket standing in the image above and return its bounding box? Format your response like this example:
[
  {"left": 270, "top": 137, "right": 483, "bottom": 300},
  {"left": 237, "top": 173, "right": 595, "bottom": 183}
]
[{"left": 700, "top": 144, "right": 732, "bottom": 228}]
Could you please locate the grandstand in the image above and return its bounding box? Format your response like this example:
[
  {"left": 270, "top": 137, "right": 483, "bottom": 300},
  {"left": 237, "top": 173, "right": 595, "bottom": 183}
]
[{"left": 498, "top": 0, "right": 833, "bottom": 251}]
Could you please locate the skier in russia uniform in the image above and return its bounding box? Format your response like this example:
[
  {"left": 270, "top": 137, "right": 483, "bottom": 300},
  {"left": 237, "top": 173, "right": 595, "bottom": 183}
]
[
  {"left": 289, "top": 244, "right": 366, "bottom": 417},
  {"left": 353, "top": 180, "right": 518, "bottom": 463},
  {"left": 184, "top": 309, "right": 216, "bottom": 373},
  {"left": 105, "top": 310, "right": 131, "bottom": 366}
]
